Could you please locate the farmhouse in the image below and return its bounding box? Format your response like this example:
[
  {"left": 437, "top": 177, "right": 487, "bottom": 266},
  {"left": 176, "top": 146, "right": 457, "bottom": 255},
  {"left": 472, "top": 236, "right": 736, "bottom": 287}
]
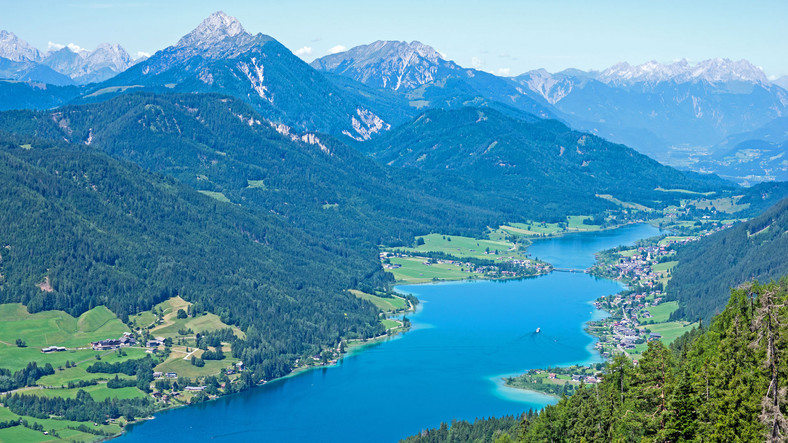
[
  {"left": 91, "top": 339, "right": 121, "bottom": 351},
  {"left": 41, "top": 346, "right": 66, "bottom": 353}
]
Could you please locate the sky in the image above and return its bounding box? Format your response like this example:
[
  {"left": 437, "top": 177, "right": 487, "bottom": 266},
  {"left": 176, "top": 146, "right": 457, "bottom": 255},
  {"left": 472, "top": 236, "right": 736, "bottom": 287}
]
[{"left": 2, "top": 0, "right": 787, "bottom": 78}]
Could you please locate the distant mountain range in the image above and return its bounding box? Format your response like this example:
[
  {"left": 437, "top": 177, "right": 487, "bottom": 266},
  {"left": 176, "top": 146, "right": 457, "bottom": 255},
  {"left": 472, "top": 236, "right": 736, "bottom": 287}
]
[
  {"left": 691, "top": 117, "right": 788, "bottom": 184},
  {"left": 0, "top": 30, "right": 137, "bottom": 85},
  {"left": 512, "top": 59, "right": 788, "bottom": 162},
  {"left": 0, "top": 12, "right": 785, "bottom": 183},
  {"left": 311, "top": 43, "right": 787, "bottom": 173}
]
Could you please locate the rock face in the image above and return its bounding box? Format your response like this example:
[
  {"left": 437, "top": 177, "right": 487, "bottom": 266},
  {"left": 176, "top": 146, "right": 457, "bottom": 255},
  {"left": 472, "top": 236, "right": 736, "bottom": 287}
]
[
  {"left": 41, "top": 43, "right": 135, "bottom": 84},
  {"left": 95, "top": 11, "right": 390, "bottom": 140},
  {"left": 0, "top": 30, "right": 41, "bottom": 62},
  {"left": 0, "top": 29, "right": 135, "bottom": 84},
  {"left": 311, "top": 40, "right": 557, "bottom": 120},
  {"left": 311, "top": 40, "right": 461, "bottom": 91}
]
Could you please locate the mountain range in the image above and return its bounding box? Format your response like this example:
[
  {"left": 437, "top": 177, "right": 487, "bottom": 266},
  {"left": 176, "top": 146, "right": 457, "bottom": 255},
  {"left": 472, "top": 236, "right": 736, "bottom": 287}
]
[
  {"left": 0, "top": 30, "right": 136, "bottom": 84},
  {"left": 310, "top": 43, "right": 787, "bottom": 176},
  {"left": 511, "top": 60, "right": 788, "bottom": 162},
  {"left": 1, "top": 12, "right": 786, "bottom": 186}
]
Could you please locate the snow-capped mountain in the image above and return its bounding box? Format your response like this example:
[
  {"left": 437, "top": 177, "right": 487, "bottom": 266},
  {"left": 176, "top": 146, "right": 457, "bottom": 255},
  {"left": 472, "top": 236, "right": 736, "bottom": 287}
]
[
  {"left": 0, "top": 29, "right": 135, "bottom": 84},
  {"left": 598, "top": 58, "right": 770, "bottom": 86},
  {"left": 774, "top": 75, "right": 788, "bottom": 90},
  {"left": 41, "top": 43, "right": 135, "bottom": 84},
  {"left": 512, "top": 59, "right": 788, "bottom": 160},
  {"left": 311, "top": 40, "right": 461, "bottom": 91},
  {"left": 0, "top": 30, "right": 41, "bottom": 62},
  {"left": 312, "top": 41, "right": 556, "bottom": 119},
  {"left": 92, "top": 11, "right": 391, "bottom": 140}
]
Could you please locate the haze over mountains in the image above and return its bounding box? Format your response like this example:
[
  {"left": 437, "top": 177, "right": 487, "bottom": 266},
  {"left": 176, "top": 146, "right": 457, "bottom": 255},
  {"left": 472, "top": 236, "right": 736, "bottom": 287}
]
[{"left": 0, "top": 30, "right": 137, "bottom": 85}]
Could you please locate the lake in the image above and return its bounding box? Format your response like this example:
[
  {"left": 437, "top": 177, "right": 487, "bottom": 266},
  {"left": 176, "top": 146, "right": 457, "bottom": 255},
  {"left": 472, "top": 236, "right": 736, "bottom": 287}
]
[{"left": 118, "top": 223, "right": 661, "bottom": 442}]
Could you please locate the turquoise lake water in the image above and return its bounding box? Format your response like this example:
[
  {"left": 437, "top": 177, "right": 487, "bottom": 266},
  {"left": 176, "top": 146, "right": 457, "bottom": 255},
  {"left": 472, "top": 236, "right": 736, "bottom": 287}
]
[{"left": 118, "top": 223, "right": 661, "bottom": 442}]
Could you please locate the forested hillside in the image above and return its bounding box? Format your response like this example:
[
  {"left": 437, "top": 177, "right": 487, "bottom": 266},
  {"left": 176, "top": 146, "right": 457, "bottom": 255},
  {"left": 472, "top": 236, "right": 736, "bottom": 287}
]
[
  {"left": 0, "top": 93, "right": 508, "bottom": 245},
  {"left": 369, "top": 107, "right": 734, "bottom": 217},
  {"left": 0, "top": 133, "right": 385, "bottom": 380},
  {"left": 668, "top": 197, "right": 788, "bottom": 322},
  {"left": 405, "top": 279, "right": 788, "bottom": 442}
]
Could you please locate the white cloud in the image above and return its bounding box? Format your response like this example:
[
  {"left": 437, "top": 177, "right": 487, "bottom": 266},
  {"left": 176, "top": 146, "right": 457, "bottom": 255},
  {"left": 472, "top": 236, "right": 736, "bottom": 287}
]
[
  {"left": 47, "top": 41, "right": 65, "bottom": 51},
  {"left": 67, "top": 43, "right": 87, "bottom": 53},
  {"left": 327, "top": 45, "right": 347, "bottom": 55},
  {"left": 136, "top": 51, "right": 151, "bottom": 59},
  {"left": 768, "top": 74, "right": 777, "bottom": 81},
  {"left": 294, "top": 46, "right": 313, "bottom": 57},
  {"left": 438, "top": 51, "right": 448, "bottom": 60},
  {"left": 471, "top": 56, "right": 483, "bottom": 69},
  {"left": 497, "top": 67, "right": 511, "bottom": 76}
]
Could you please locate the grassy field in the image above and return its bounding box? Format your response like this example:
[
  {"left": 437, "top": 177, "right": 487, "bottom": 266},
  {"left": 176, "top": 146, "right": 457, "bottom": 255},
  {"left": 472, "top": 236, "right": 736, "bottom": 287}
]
[
  {"left": 596, "top": 194, "right": 653, "bottom": 211},
  {"left": 154, "top": 350, "right": 239, "bottom": 379},
  {"left": 129, "top": 311, "right": 156, "bottom": 329},
  {"left": 689, "top": 196, "right": 748, "bottom": 214},
  {"left": 137, "top": 296, "right": 244, "bottom": 339},
  {"left": 350, "top": 290, "right": 408, "bottom": 312},
  {"left": 566, "top": 215, "right": 601, "bottom": 230},
  {"left": 652, "top": 260, "right": 678, "bottom": 274},
  {"left": 380, "top": 319, "right": 401, "bottom": 330},
  {"left": 0, "top": 405, "right": 123, "bottom": 442},
  {"left": 503, "top": 222, "right": 564, "bottom": 236},
  {"left": 0, "top": 304, "right": 128, "bottom": 349},
  {"left": 197, "top": 190, "right": 231, "bottom": 203},
  {"left": 655, "top": 187, "right": 715, "bottom": 196},
  {"left": 37, "top": 348, "right": 145, "bottom": 387},
  {"left": 639, "top": 301, "right": 679, "bottom": 324},
  {"left": 397, "top": 233, "right": 522, "bottom": 260},
  {"left": 246, "top": 179, "right": 267, "bottom": 189},
  {"left": 0, "top": 425, "right": 57, "bottom": 443},
  {"left": 0, "top": 346, "right": 102, "bottom": 373},
  {"left": 29, "top": 384, "right": 147, "bottom": 401},
  {"left": 0, "top": 303, "right": 131, "bottom": 372},
  {"left": 502, "top": 216, "right": 600, "bottom": 238},
  {"left": 386, "top": 256, "right": 484, "bottom": 284},
  {"left": 632, "top": 321, "right": 699, "bottom": 355},
  {"left": 658, "top": 236, "right": 693, "bottom": 246}
]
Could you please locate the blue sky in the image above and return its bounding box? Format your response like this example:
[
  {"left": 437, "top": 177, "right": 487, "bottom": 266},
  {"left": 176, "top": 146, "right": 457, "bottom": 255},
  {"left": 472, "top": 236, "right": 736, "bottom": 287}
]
[{"left": 3, "top": 0, "right": 787, "bottom": 77}]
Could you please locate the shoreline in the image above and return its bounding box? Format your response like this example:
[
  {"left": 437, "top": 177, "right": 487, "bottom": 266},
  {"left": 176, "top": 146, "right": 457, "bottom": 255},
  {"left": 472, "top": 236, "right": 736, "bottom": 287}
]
[
  {"left": 108, "top": 223, "right": 654, "bottom": 440},
  {"left": 112, "top": 295, "right": 418, "bottom": 441}
]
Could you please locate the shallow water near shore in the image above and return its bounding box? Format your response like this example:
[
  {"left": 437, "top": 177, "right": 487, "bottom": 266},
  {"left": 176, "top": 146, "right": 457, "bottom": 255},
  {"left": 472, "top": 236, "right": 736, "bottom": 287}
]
[{"left": 118, "top": 224, "right": 661, "bottom": 442}]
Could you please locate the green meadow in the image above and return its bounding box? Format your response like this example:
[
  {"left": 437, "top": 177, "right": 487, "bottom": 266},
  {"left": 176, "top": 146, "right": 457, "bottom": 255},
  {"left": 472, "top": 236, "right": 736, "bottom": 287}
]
[
  {"left": 350, "top": 290, "right": 408, "bottom": 312},
  {"left": 385, "top": 256, "right": 485, "bottom": 284},
  {"left": 638, "top": 301, "right": 679, "bottom": 324},
  {"left": 397, "top": 233, "right": 523, "bottom": 260},
  {"left": 0, "top": 304, "right": 128, "bottom": 349}
]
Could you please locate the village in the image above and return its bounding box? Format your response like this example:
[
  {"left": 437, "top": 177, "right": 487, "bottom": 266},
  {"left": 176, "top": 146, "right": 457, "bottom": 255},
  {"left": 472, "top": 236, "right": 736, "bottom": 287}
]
[{"left": 587, "top": 221, "right": 734, "bottom": 359}]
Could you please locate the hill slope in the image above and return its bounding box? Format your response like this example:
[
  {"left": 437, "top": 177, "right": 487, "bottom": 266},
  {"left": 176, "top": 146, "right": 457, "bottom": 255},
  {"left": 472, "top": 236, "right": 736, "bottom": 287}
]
[
  {"left": 368, "top": 107, "right": 733, "bottom": 218},
  {"left": 0, "top": 134, "right": 384, "bottom": 380},
  {"left": 0, "top": 93, "right": 506, "bottom": 246},
  {"left": 668, "top": 196, "right": 788, "bottom": 322}
]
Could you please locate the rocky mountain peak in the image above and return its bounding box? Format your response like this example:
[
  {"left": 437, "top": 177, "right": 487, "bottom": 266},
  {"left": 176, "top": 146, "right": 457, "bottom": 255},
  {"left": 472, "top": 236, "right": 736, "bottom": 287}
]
[
  {"left": 0, "top": 30, "right": 41, "bottom": 61},
  {"left": 177, "top": 11, "right": 246, "bottom": 48},
  {"left": 599, "top": 58, "right": 769, "bottom": 85}
]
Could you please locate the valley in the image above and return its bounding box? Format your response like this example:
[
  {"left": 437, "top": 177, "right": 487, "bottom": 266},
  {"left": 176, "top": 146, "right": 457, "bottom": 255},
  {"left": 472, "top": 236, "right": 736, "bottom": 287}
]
[{"left": 0, "top": 6, "right": 786, "bottom": 443}]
